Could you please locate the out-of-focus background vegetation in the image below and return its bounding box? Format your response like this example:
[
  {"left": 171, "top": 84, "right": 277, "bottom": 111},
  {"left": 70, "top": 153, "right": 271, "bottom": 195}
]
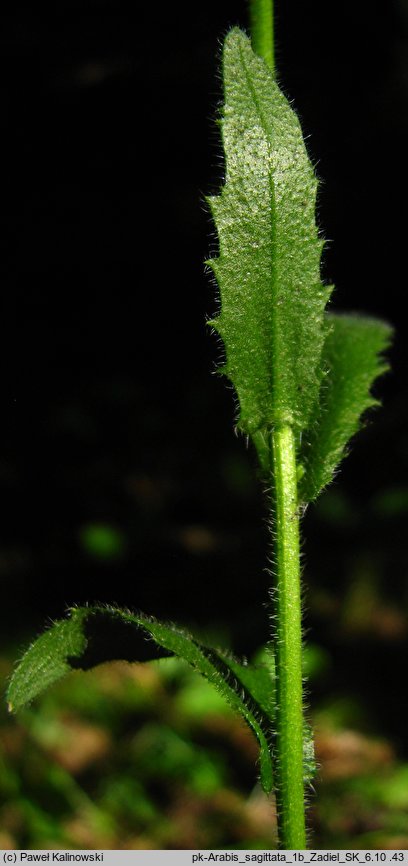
[{"left": 0, "top": 0, "right": 407, "bottom": 850}]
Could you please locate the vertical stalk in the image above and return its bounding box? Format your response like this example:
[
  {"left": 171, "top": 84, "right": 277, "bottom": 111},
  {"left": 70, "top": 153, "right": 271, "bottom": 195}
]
[
  {"left": 270, "top": 425, "right": 306, "bottom": 849},
  {"left": 249, "top": 0, "right": 275, "bottom": 72},
  {"left": 248, "top": 0, "right": 306, "bottom": 847}
]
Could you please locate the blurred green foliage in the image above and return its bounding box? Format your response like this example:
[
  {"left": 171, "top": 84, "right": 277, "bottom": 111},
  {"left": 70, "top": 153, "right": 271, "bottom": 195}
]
[
  {"left": 372, "top": 486, "right": 408, "bottom": 518},
  {"left": 79, "top": 523, "right": 126, "bottom": 560},
  {"left": 1, "top": 648, "right": 408, "bottom": 849}
]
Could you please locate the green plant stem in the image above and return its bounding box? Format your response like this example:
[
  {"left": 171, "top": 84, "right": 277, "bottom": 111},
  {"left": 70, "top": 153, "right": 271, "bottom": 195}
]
[
  {"left": 249, "top": 0, "right": 275, "bottom": 71},
  {"left": 248, "top": 2, "right": 305, "bottom": 844},
  {"left": 270, "top": 425, "right": 306, "bottom": 849}
]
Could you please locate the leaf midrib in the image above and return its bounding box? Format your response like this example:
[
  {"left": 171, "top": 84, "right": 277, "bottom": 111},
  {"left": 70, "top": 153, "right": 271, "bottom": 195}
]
[
  {"left": 237, "top": 40, "right": 281, "bottom": 429},
  {"left": 239, "top": 46, "right": 293, "bottom": 429}
]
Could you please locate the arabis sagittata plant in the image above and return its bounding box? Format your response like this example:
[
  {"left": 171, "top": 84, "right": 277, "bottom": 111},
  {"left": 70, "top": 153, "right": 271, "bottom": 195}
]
[{"left": 7, "top": 0, "right": 392, "bottom": 849}]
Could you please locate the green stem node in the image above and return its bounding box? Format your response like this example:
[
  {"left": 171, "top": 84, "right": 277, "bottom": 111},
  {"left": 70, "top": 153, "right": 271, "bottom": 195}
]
[{"left": 271, "top": 425, "right": 306, "bottom": 849}]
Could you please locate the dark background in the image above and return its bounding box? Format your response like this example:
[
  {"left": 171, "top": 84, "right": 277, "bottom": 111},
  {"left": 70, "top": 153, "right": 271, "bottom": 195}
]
[{"left": 0, "top": 0, "right": 407, "bottom": 744}]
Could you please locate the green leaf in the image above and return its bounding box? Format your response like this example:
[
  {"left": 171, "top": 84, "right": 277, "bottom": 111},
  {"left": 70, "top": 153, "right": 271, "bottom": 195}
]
[
  {"left": 7, "top": 605, "right": 276, "bottom": 794},
  {"left": 299, "top": 313, "right": 393, "bottom": 502},
  {"left": 207, "top": 28, "right": 332, "bottom": 438}
]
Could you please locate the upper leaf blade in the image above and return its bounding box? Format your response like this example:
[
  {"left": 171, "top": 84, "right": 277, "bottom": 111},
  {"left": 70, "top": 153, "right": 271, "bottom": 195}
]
[
  {"left": 207, "top": 28, "right": 331, "bottom": 437},
  {"left": 7, "top": 605, "right": 276, "bottom": 793},
  {"left": 299, "top": 312, "right": 393, "bottom": 503}
]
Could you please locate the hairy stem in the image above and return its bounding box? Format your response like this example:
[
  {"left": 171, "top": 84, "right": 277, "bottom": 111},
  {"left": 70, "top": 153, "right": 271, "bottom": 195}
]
[
  {"left": 270, "top": 425, "right": 306, "bottom": 849},
  {"left": 248, "top": 2, "right": 306, "bottom": 845},
  {"left": 249, "top": 0, "right": 275, "bottom": 71}
]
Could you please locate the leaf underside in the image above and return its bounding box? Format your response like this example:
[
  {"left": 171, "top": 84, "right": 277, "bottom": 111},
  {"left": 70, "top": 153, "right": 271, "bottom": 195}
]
[
  {"left": 7, "top": 605, "right": 276, "bottom": 794},
  {"left": 207, "top": 28, "right": 392, "bottom": 502},
  {"left": 207, "top": 28, "right": 332, "bottom": 437}
]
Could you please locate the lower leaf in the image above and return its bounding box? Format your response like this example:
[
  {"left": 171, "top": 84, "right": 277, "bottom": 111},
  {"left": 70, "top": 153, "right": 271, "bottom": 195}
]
[{"left": 7, "top": 604, "right": 277, "bottom": 794}]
